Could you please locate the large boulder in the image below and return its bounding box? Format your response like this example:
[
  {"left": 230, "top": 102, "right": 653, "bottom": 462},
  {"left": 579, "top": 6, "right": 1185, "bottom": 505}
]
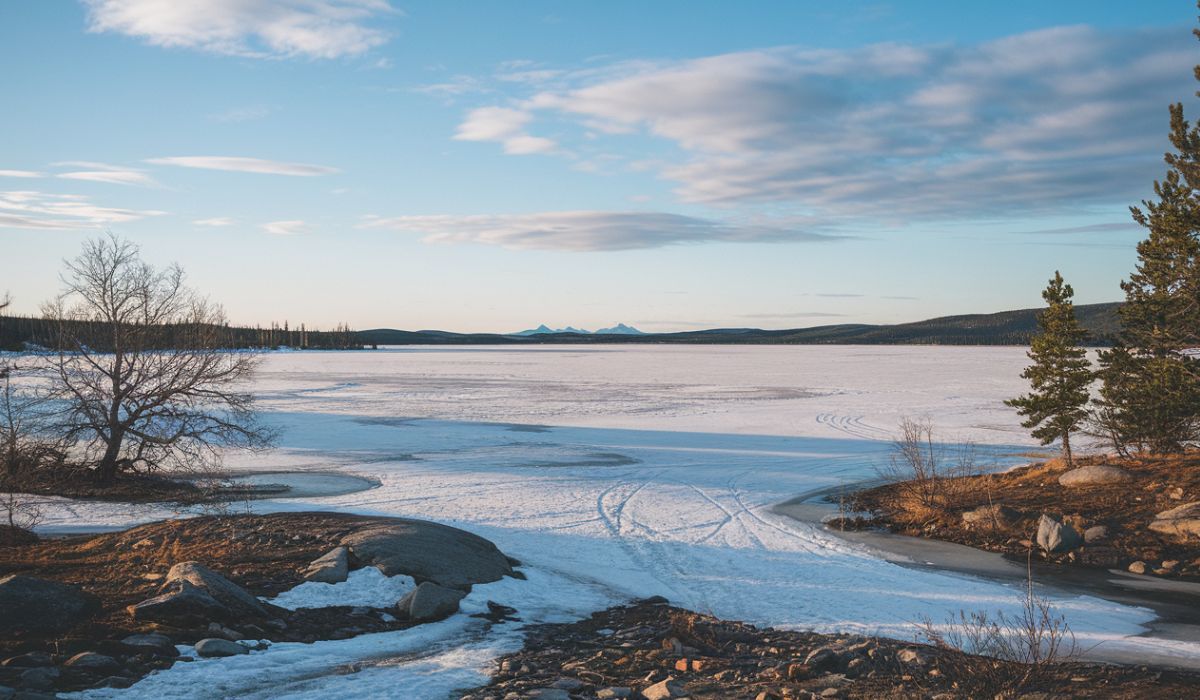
[
  {"left": 1058, "top": 465, "right": 1132, "bottom": 487},
  {"left": 128, "top": 579, "right": 228, "bottom": 623},
  {"left": 1149, "top": 502, "right": 1200, "bottom": 540},
  {"left": 1036, "top": 514, "right": 1082, "bottom": 554},
  {"left": 303, "top": 546, "right": 350, "bottom": 584},
  {"left": 0, "top": 574, "right": 99, "bottom": 635},
  {"left": 396, "top": 581, "right": 466, "bottom": 621},
  {"left": 165, "top": 562, "right": 267, "bottom": 617},
  {"left": 194, "top": 638, "right": 249, "bottom": 658},
  {"left": 121, "top": 633, "right": 179, "bottom": 657},
  {"left": 342, "top": 519, "right": 512, "bottom": 590},
  {"left": 961, "top": 504, "right": 1020, "bottom": 529},
  {"left": 63, "top": 652, "right": 120, "bottom": 674}
]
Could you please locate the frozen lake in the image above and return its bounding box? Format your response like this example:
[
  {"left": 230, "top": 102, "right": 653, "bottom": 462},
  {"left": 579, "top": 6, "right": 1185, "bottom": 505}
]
[{"left": 57, "top": 345, "right": 1200, "bottom": 699}]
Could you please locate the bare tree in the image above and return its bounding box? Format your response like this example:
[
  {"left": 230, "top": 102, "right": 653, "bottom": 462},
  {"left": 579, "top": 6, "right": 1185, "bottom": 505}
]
[
  {"left": 43, "top": 235, "right": 273, "bottom": 485},
  {"left": 879, "top": 418, "right": 978, "bottom": 514}
]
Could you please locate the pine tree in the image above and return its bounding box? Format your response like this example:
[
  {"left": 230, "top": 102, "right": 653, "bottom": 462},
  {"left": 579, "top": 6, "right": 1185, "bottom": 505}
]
[
  {"left": 1094, "top": 22, "right": 1200, "bottom": 454},
  {"left": 1006, "top": 272, "right": 1093, "bottom": 466}
]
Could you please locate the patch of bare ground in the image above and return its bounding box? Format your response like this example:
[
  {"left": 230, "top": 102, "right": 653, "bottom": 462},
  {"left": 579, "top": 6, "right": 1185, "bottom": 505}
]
[
  {"left": 459, "top": 599, "right": 1200, "bottom": 699},
  {"left": 843, "top": 453, "right": 1200, "bottom": 579}
]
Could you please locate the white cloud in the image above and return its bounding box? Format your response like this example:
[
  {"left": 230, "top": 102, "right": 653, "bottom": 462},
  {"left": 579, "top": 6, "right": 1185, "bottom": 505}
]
[
  {"left": 82, "top": 0, "right": 397, "bottom": 59},
  {"left": 459, "top": 26, "right": 1194, "bottom": 220},
  {"left": 261, "top": 219, "right": 309, "bottom": 235},
  {"left": 54, "top": 161, "right": 158, "bottom": 187},
  {"left": 359, "top": 210, "right": 840, "bottom": 252},
  {"left": 0, "top": 190, "right": 165, "bottom": 230},
  {"left": 454, "top": 106, "right": 557, "bottom": 155},
  {"left": 194, "top": 217, "right": 234, "bottom": 226},
  {"left": 147, "top": 156, "right": 339, "bottom": 176},
  {"left": 0, "top": 170, "right": 44, "bottom": 178}
]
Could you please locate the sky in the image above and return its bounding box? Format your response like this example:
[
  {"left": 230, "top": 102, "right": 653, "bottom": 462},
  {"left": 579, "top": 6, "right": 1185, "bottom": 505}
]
[{"left": 1, "top": 1, "right": 1197, "bottom": 333}]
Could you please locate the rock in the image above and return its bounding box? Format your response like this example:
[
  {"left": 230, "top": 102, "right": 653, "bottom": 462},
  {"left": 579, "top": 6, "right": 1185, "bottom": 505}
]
[
  {"left": 0, "top": 653, "right": 52, "bottom": 668},
  {"left": 1149, "top": 502, "right": 1200, "bottom": 540},
  {"left": 0, "top": 685, "right": 12, "bottom": 700},
  {"left": 1170, "top": 487, "right": 1185, "bottom": 500},
  {"left": 194, "top": 638, "right": 249, "bottom": 658},
  {"left": 1036, "top": 514, "right": 1082, "bottom": 553},
  {"left": 342, "top": 519, "right": 512, "bottom": 590},
  {"left": 961, "top": 504, "right": 1020, "bottom": 529},
  {"left": 18, "top": 667, "right": 58, "bottom": 691},
  {"left": 1083, "top": 525, "right": 1108, "bottom": 543},
  {"left": 304, "top": 546, "right": 350, "bottom": 584},
  {"left": 122, "top": 633, "right": 178, "bottom": 657},
  {"left": 165, "top": 562, "right": 268, "bottom": 617},
  {"left": 1162, "top": 559, "right": 1180, "bottom": 571},
  {"left": 897, "top": 648, "right": 930, "bottom": 666},
  {"left": 396, "top": 581, "right": 466, "bottom": 621},
  {"left": 550, "top": 678, "right": 585, "bottom": 690},
  {"left": 128, "top": 579, "right": 227, "bottom": 623},
  {"left": 1128, "top": 561, "right": 1147, "bottom": 575},
  {"left": 1058, "top": 465, "right": 1131, "bottom": 487},
  {"left": 63, "top": 652, "right": 120, "bottom": 673},
  {"left": 0, "top": 574, "right": 99, "bottom": 635},
  {"left": 642, "top": 678, "right": 686, "bottom": 700},
  {"left": 804, "top": 647, "right": 839, "bottom": 673},
  {"left": 596, "top": 688, "right": 632, "bottom": 699},
  {"left": 529, "top": 690, "right": 570, "bottom": 700}
]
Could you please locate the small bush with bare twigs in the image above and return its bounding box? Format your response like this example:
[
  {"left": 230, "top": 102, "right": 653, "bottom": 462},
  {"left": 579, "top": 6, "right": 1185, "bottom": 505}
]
[
  {"left": 877, "top": 417, "right": 979, "bottom": 521},
  {"left": 917, "top": 558, "right": 1077, "bottom": 695}
]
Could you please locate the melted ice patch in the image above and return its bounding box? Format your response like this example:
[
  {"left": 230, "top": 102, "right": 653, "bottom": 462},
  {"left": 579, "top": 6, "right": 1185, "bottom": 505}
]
[{"left": 266, "top": 567, "right": 415, "bottom": 610}]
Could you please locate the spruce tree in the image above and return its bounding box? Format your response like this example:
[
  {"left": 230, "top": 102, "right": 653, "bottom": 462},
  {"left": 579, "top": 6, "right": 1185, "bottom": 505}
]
[
  {"left": 1006, "top": 272, "right": 1092, "bottom": 466},
  {"left": 1095, "top": 24, "right": 1200, "bottom": 454}
]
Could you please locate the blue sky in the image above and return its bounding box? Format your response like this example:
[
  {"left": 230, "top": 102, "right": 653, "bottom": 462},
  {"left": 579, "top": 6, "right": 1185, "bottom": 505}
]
[{"left": 0, "top": 1, "right": 1196, "bottom": 332}]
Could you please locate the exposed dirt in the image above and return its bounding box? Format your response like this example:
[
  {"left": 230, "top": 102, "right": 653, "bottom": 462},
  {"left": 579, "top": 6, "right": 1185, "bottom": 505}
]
[
  {"left": 843, "top": 453, "right": 1200, "bottom": 579},
  {"left": 459, "top": 599, "right": 1200, "bottom": 699}
]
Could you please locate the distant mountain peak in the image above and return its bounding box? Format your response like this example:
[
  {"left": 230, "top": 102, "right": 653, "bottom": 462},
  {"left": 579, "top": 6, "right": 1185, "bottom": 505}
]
[{"left": 511, "top": 322, "right": 644, "bottom": 336}]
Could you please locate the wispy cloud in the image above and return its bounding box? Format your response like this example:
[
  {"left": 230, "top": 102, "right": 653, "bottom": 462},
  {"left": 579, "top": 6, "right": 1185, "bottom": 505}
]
[
  {"left": 457, "top": 26, "right": 1192, "bottom": 221},
  {"left": 147, "top": 156, "right": 339, "bottom": 176},
  {"left": 53, "top": 161, "right": 158, "bottom": 187},
  {"left": 194, "top": 217, "right": 234, "bottom": 226},
  {"left": 82, "top": 0, "right": 398, "bottom": 59},
  {"left": 1017, "top": 222, "right": 1140, "bottom": 235},
  {"left": 0, "top": 169, "right": 44, "bottom": 178},
  {"left": 454, "top": 107, "right": 556, "bottom": 155},
  {"left": 261, "top": 219, "right": 309, "bottom": 235},
  {"left": 360, "top": 210, "right": 843, "bottom": 252},
  {"left": 0, "top": 190, "right": 164, "bottom": 230}
]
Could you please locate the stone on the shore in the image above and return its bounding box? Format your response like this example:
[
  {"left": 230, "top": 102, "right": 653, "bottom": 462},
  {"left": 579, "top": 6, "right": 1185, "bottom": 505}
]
[
  {"left": 122, "top": 633, "right": 178, "bottom": 657},
  {"left": 642, "top": 678, "right": 686, "bottom": 700},
  {"left": 0, "top": 684, "right": 13, "bottom": 700},
  {"left": 596, "top": 688, "right": 632, "bottom": 699},
  {"left": 63, "top": 652, "right": 120, "bottom": 673},
  {"left": 804, "top": 647, "right": 839, "bottom": 673},
  {"left": 166, "top": 562, "right": 268, "bottom": 617},
  {"left": 1058, "top": 465, "right": 1131, "bottom": 487},
  {"left": 1, "top": 653, "right": 52, "bottom": 668},
  {"left": 529, "top": 690, "right": 570, "bottom": 700},
  {"left": 961, "top": 504, "right": 1020, "bottom": 529},
  {"left": 1036, "top": 514, "right": 1081, "bottom": 554},
  {"left": 342, "top": 519, "right": 512, "bottom": 590},
  {"left": 396, "top": 581, "right": 466, "bottom": 621},
  {"left": 0, "top": 574, "right": 99, "bottom": 635},
  {"left": 1148, "top": 502, "right": 1200, "bottom": 540},
  {"left": 194, "top": 638, "right": 250, "bottom": 658},
  {"left": 303, "top": 546, "right": 351, "bottom": 584},
  {"left": 18, "top": 667, "right": 59, "bottom": 690},
  {"left": 128, "top": 579, "right": 227, "bottom": 623},
  {"left": 1128, "top": 560, "right": 1147, "bottom": 575},
  {"left": 1083, "top": 525, "right": 1108, "bottom": 543},
  {"left": 897, "top": 648, "right": 930, "bottom": 666}
]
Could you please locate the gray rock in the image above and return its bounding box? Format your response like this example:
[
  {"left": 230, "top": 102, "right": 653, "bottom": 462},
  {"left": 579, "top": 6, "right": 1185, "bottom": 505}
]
[
  {"left": 529, "top": 690, "right": 570, "bottom": 700},
  {"left": 342, "top": 519, "right": 512, "bottom": 590},
  {"left": 0, "top": 574, "right": 99, "bottom": 635},
  {"left": 642, "top": 678, "right": 686, "bottom": 700},
  {"left": 18, "top": 667, "right": 58, "bottom": 691},
  {"left": 1149, "top": 502, "right": 1200, "bottom": 540},
  {"left": 1058, "top": 465, "right": 1131, "bottom": 487},
  {"left": 550, "top": 678, "right": 585, "bottom": 690},
  {"left": 0, "top": 684, "right": 13, "bottom": 700},
  {"left": 194, "top": 638, "right": 249, "bottom": 658},
  {"left": 897, "top": 648, "right": 930, "bottom": 665},
  {"left": 1, "top": 653, "right": 52, "bottom": 668},
  {"left": 1036, "top": 514, "right": 1082, "bottom": 554},
  {"left": 804, "top": 647, "right": 840, "bottom": 673},
  {"left": 304, "top": 546, "right": 350, "bottom": 584},
  {"left": 122, "top": 633, "right": 178, "bottom": 657},
  {"left": 1083, "top": 525, "right": 1108, "bottom": 543},
  {"left": 396, "top": 581, "right": 466, "bottom": 621},
  {"left": 961, "top": 504, "right": 1020, "bottom": 529},
  {"left": 128, "top": 579, "right": 227, "bottom": 623},
  {"left": 596, "top": 689, "right": 633, "bottom": 699},
  {"left": 63, "top": 652, "right": 120, "bottom": 673},
  {"left": 166, "top": 562, "right": 268, "bottom": 617}
]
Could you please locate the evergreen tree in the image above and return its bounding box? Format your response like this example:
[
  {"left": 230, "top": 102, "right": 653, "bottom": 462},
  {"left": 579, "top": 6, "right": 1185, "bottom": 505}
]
[
  {"left": 1006, "top": 272, "right": 1092, "bottom": 466},
  {"left": 1095, "top": 23, "right": 1200, "bottom": 454}
]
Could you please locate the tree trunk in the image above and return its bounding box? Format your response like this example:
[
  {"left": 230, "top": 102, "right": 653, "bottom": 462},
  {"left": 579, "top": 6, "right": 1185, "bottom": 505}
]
[
  {"left": 97, "top": 432, "right": 122, "bottom": 484},
  {"left": 1062, "top": 431, "right": 1073, "bottom": 468}
]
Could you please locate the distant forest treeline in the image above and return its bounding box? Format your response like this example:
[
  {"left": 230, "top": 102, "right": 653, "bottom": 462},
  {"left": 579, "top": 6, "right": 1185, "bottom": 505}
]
[
  {"left": 0, "top": 315, "right": 363, "bottom": 352},
  {"left": 2, "top": 301, "right": 1123, "bottom": 351}
]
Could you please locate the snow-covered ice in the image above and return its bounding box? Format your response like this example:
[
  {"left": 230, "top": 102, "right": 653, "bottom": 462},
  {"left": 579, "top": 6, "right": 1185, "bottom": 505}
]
[{"left": 48, "top": 345, "right": 1200, "bottom": 698}]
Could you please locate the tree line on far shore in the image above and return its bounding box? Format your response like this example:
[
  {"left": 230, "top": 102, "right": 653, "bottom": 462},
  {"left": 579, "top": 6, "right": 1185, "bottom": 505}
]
[{"left": 1009, "top": 34, "right": 1200, "bottom": 461}]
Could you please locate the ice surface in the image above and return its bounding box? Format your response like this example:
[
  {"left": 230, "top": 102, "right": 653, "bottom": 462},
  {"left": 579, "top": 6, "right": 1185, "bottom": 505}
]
[
  {"left": 266, "top": 567, "right": 415, "bottom": 611},
  {"left": 47, "top": 345, "right": 1198, "bottom": 698}
]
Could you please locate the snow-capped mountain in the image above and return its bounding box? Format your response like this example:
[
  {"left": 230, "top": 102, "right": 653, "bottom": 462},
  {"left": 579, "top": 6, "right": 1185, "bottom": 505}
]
[{"left": 511, "top": 323, "right": 644, "bottom": 336}]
